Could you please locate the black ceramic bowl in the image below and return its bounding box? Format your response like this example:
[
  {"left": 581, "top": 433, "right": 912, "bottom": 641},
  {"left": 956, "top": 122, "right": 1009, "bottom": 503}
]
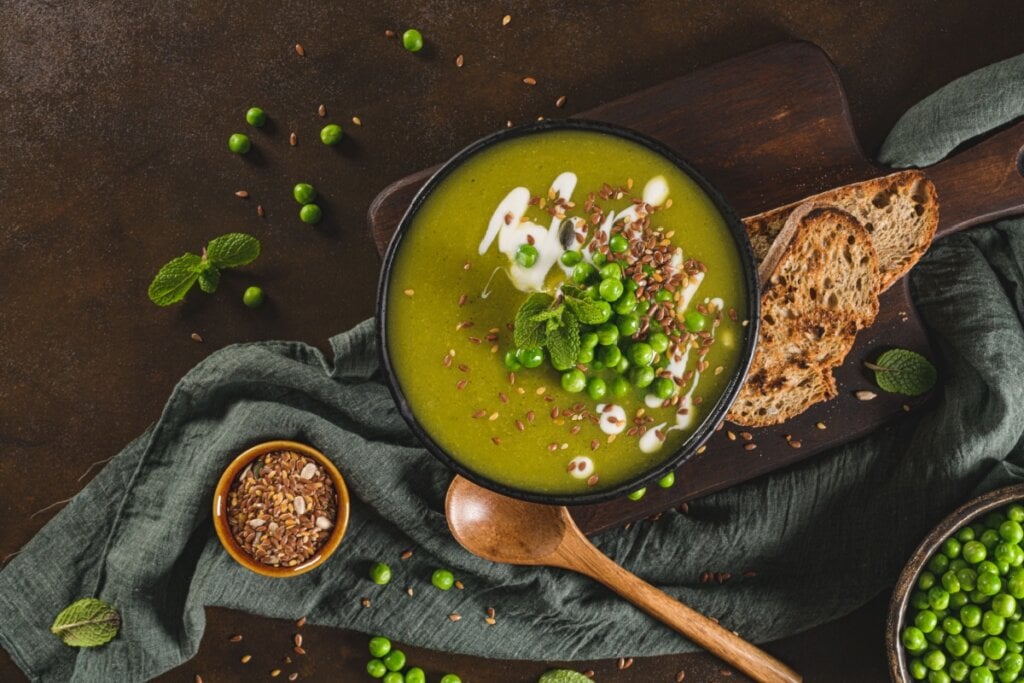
[
  {"left": 887, "top": 483, "right": 1024, "bottom": 682},
  {"left": 376, "top": 119, "right": 760, "bottom": 505}
]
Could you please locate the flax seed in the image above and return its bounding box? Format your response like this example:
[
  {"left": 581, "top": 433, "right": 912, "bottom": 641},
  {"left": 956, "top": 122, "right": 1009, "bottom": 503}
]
[
  {"left": 743, "top": 443, "right": 757, "bottom": 451},
  {"left": 789, "top": 440, "right": 802, "bottom": 448},
  {"left": 289, "top": 132, "right": 297, "bottom": 146},
  {"left": 191, "top": 332, "right": 204, "bottom": 343},
  {"left": 485, "top": 616, "right": 496, "bottom": 625},
  {"left": 235, "top": 190, "right": 249, "bottom": 198},
  {"left": 352, "top": 116, "right": 362, "bottom": 126},
  {"left": 400, "top": 549, "right": 413, "bottom": 560},
  {"left": 293, "top": 634, "right": 303, "bottom": 648},
  {"left": 403, "top": 288, "right": 415, "bottom": 297},
  {"left": 448, "top": 613, "right": 462, "bottom": 622},
  {"left": 257, "top": 204, "right": 265, "bottom": 217},
  {"left": 816, "top": 422, "right": 827, "bottom": 430},
  {"left": 555, "top": 95, "right": 566, "bottom": 108},
  {"left": 502, "top": 14, "right": 511, "bottom": 25},
  {"left": 294, "top": 645, "right": 306, "bottom": 655},
  {"left": 271, "top": 669, "right": 282, "bottom": 678},
  {"left": 522, "top": 76, "right": 537, "bottom": 86},
  {"left": 229, "top": 634, "right": 243, "bottom": 642},
  {"left": 455, "top": 580, "right": 464, "bottom": 590},
  {"left": 455, "top": 54, "right": 464, "bottom": 68},
  {"left": 241, "top": 654, "right": 252, "bottom": 664},
  {"left": 491, "top": 437, "right": 501, "bottom": 445},
  {"left": 739, "top": 431, "right": 753, "bottom": 441},
  {"left": 361, "top": 598, "right": 371, "bottom": 609},
  {"left": 385, "top": 29, "right": 395, "bottom": 38},
  {"left": 317, "top": 104, "right": 326, "bottom": 117},
  {"left": 294, "top": 43, "right": 305, "bottom": 56},
  {"left": 676, "top": 671, "right": 687, "bottom": 682},
  {"left": 288, "top": 674, "right": 298, "bottom": 681}
]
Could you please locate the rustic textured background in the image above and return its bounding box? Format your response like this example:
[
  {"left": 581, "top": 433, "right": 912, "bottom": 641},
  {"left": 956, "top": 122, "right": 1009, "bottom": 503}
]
[{"left": 2, "top": 1, "right": 1022, "bottom": 680}]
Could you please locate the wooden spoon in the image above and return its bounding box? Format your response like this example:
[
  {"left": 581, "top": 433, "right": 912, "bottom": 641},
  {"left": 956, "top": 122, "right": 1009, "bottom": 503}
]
[{"left": 446, "top": 476, "right": 801, "bottom": 683}]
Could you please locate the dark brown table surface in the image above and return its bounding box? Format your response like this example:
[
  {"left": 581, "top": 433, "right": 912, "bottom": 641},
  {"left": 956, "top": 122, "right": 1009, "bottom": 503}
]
[{"left": 2, "top": 2, "right": 1022, "bottom": 681}]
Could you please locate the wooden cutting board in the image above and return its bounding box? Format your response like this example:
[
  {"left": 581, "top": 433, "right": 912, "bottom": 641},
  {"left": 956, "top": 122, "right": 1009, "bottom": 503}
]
[{"left": 368, "top": 41, "right": 1024, "bottom": 533}]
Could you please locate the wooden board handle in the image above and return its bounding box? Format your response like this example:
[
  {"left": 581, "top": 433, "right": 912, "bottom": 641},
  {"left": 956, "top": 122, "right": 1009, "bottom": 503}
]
[
  {"left": 559, "top": 522, "right": 802, "bottom": 683},
  {"left": 927, "top": 119, "right": 1024, "bottom": 239}
]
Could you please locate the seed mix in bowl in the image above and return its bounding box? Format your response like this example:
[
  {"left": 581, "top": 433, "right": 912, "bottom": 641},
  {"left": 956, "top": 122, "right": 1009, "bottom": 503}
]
[{"left": 227, "top": 450, "right": 338, "bottom": 567}]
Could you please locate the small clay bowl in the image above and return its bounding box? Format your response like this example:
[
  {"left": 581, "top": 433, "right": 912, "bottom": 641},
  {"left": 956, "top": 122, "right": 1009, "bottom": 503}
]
[
  {"left": 887, "top": 483, "right": 1024, "bottom": 681},
  {"left": 212, "top": 440, "right": 350, "bottom": 578}
]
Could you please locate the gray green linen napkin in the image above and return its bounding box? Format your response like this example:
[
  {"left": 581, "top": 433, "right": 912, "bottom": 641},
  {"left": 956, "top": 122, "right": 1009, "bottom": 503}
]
[{"left": 3, "top": 54, "right": 1024, "bottom": 683}]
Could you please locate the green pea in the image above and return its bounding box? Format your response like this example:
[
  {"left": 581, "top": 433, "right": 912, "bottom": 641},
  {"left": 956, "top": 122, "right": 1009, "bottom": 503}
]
[
  {"left": 654, "top": 288, "right": 674, "bottom": 303},
  {"left": 300, "top": 203, "right": 323, "bottom": 224},
  {"left": 586, "top": 377, "right": 607, "bottom": 401},
  {"left": 383, "top": 673, "right": 404, "bottom": 683},
  {"left": 431, "top": 569, "right": 455, "bottom": 590},
  {"left": 580, "top": 332, "right": 599, "bottom": 349},
  {"left": 615, "top": 355, "right": 631, "bottom": 375},
  {"left": 243, "top": 286, "right": 265, "bottom": 308},
  {"left": 1007, "top": 620, "right": 1024, "bottom": 643},
  {"left": 919, "top": 572, "right": 937, "bottom": 591},
  {"left": 383, "top": 649, "right": 406, "bottom": 671},
  {"left": 979, "top": 572, "right": 1003, "bottom": 596},
  {"left": 985, "top": 636, "right": 1007, "bottom": 660},
  {"left": 561, "top": 369, "right": 587, "bottom": 393},
  {"left": 517, "top": 347, "right": 544, "bottom": 368},
  {"left": 945, "top": 537, "right": 964, "bottom": 559},
  {"left": 950, "top": 661, "right": 969, "bottom": 682},
  {"left": 515, "top": 244, "right": 539, "bottom": 268},
  {"left": 1012, "top": 545, "right": 1024, "bottom": 567},
  {"left": 993, "top": 594, "right": 1018, "bottom": 618},
  {"left": 909, "top": 659, "right": 928, "bottom": 681},
  {"left": 995, "top": 543, "right": 1017, "bottom": 567},
  {"left": 929, "top": 671, "right": 951, "bottom": 683},
  {"left": 560, "top": 250, "right": 582, "bottom": 267},
  {"left": 367, "top": 658, "right": 388, "bottom": 678},
  {"left": 947, "top": 632, "right": 970, "bottom": 655},
  {"left": 440, "top": 676, "right": 462, "bottom": 683},
  {"left": 917, "top": 610, "right": 940, "bottom": 633},
  {"left": 964, "top": 541, "right": 988, "bottom": 564},
  {"left": 610, "top": 376, "right": 630, "bottom": 397},
  {"left": 573, "top": 262, "right": 597, "bottom": 284},
  {"left": 369, "top": 636, "right": 392, "bottom": 658},
  {"left": 629, "top": 365, "right": 655, "bottom": 389},
  {"left": 951, "top": 592, "right": 970, "bottom": 609},
  {"left": 912, "top": 591, "right": 933, "bottom": 610},
  {"left": 614, "top": 292, "right": 638, "bottom": 314},
  {"left": 592, "top": 252, "right": 607, "bottom": 266},
  {"left": 944, "top": 616, "right": 964, "bottom": 635},
  {"left": 592, "top": 360, "right": 606, "bottom": 371},
  {"left": 627, "top": 487, "right": 646, "bottom": 501},
  {"left": 943, "top": 570, "right": 963, "bottom": 594},
  {"left": 982, "top": 530, "right": 1001, "bottom": 549},
  {"left": 321, "top": 123, "right": 344, "bottom": 145},
  {"left": 228, "top": 133, "right": 251, "bottom": 154},
  {"left": 658, "top": 471, "right": 675, "bottom": 488},
  {"left": 577, "top": 347, "right": 594, "bottom": 364},
  {"left": 402, "top": 28, "right": 423, "bottom": 52},
  {"left": 683, "top": 310, "right": 707, "bottom": 332},
  {"left": 653, "top": 377, "right": 676, "bottom": 400},
  {"left": 592, "top": 300, "right": 613, "bottom": 323},
  {"left": 1011, "top": 640, "right": 1024, "bottom": 655},
  {"left": 293, "top": 182, "right": 317, "bottom": 205},
  {"left": 962, "top": 604, "right": 983, "bottom": 628},
  {"left": 927, "top": 627, "right": 946, "bottom": 645},
  {"left": 1002, "top": 521, "right": 1024, "bottom": 544},
  {"left": 983, "top": 611, "right": 1006, "bottom": 636},
  {"left": 929, "top": 587, "right": 951, "bottom": 610},
  {"left": 596, "top": 322, "right": 619, "bottom": 346},
  {"left": 923, "top": 648, "right": 946, "bottom": 670},
  {"left": 406, "top": 667, "right": 426, "bottom": 683},
  {"left": 245, "top": 107, "right": 266, "bottom": 127},
  {"left": 370, "top": 562, "right": 392, "bottom": 585},
  {"left": 629, "top": 342, "right": 655, "bottom": 367},
  {"left": 966, "top": 645, "right": 986, "bottom": 667},
  {"left": 1003, "top": 652, "right": 1024, "bottom": 673},
  {"left": 599, "top": 344, "right": 622, "bottom": 367},
  {"left": 1010, "top": 506, "right": 1024, "bottom": 523},
  {"left": 951, "top": 559, "right": 969, "bottom": 572},
  {"left": 648, "top": 332, "right": 670, "bottom": 353},
  {"left": 617, "top": 314, "right": 640, "bottom": 337},
  {"left": 504, "top": 350, "right": 523, "bottom": 371},
  {"left": 609, "top": 234, "right": 629, "bottom": 253},
  {"left": 904, "top": 626, "right": 928, "bottom": 652},
  {"left": 959, "top": 568, "right": 979, "bottom": 592},
  {"left": 929, "top": 553, "right": 950, "bottom": 574},
  {"left": 969, "top": 668, "right": 993, "bottom": 683},
  {"left": 959, "top": 527, "right": 978, "bottom": 543},
  {"left": 599, "top": 278, "right": 624, "bottom": 301},
  {"left": 599, "top": 262, "right": 622, "bottom": 280},
  {"left": 1008, "top": 569, "right": 1024, "bottom": 598}
]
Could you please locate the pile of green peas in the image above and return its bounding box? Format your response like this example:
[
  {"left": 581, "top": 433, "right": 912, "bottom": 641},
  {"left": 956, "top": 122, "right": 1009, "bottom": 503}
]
[
  {"left": 505, "top": 246, "right": 709, "bottom": 403},
  {"left": 902, "top": 503, "right": 1024, "bottom": 682},
  {"left": 366, "top": 635, "right": 461, "bottom": 682}
]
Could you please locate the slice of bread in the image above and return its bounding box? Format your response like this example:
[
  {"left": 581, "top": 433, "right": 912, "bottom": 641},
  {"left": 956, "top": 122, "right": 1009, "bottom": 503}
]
[
  {"left": 743, "top": 170, "right": 938, "bottom": 291},
  {"left": 727, "top": 205, "right": 881, "bottom": 427}
]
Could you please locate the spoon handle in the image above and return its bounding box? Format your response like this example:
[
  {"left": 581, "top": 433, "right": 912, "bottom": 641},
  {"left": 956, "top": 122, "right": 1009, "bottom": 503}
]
[{"left": 559, "top": 524, "right": 801, "bottom": 683}]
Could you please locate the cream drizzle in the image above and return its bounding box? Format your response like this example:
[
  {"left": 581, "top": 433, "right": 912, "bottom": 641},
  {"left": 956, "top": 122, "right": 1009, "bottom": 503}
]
[{"left": 595, "top": 403, "right": 627, "bottom": 435}]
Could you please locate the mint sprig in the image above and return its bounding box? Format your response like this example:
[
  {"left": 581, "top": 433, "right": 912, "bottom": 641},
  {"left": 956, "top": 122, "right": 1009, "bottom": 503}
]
[
  {"left": 51, "top": 598, "right": 121, "bottom": 648},
  {"left": 513, "top": 287, "right": 596, "bottom": 370},
  {"left": 865, "top": 348, "right": 938, "bottom": 396},
  {"left": 148, "top": 233, "right": 261, "bottom": 306}
]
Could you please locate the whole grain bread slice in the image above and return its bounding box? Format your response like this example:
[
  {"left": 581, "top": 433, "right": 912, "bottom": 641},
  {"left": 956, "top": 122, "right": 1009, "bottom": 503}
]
[
  {"left": 726, "top": 204, "right": 881, "bottom": 427},
  {"left": 743, "top": 170, "right": 938, "bottom": 291}
]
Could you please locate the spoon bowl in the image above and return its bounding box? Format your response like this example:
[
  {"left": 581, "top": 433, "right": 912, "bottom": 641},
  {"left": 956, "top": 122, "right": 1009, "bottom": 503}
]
[{"left": 446, "top": 476, "right": 801, "bottom": 683}]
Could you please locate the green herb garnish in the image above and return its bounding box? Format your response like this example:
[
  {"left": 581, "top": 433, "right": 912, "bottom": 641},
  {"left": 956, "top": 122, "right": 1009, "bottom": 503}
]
[
  {"left": 51, "top": 598, "right": 121, "bottom": 648},
  {"left": 147, "top": 233, "right": 260, "bottom": 306},
  {"left": 514, "top": 287, "right": 601, "bottom": 370},
  {"left": 865, "top": 348, "right": 938, "bottom": 396}
]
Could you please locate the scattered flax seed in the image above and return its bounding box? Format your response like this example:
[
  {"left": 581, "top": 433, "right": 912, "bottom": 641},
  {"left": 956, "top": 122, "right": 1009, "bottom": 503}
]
[
  {"left": 508, "top": 371, "right": 516, "bottom": 384},
  {"left": 506, "top": 120, "right": 513, "bottom": 128},
  {"left": 229, "top": 634, "right": 243, "bottom": 642},
  {"left": 235, "top": 190, "right": 249, "bottom": 198},
  {"left": 555, "top": 95, "right": 566, "bottom": 108},
  {"left": 448, "top": 613, "right": 462, "bottom": 622},
  {"left": 491, "top": 437, "right": 501, "bottom": 445},
  {"left": 284, "top": 656, "right": 293, "bottom": 664},
  {"left": 195, "top": 676, "right": 203, "bottom": 683},
  {"left": 293, "top": 634, "right": 303, "bottom": 648},
  {"left": 489, "top": 412, "right": 499, "bottom": 421},
  {"left": 456, "top": 379, "right": 468, "bottom": 390},
  {"left": 294, "top": 645, "right": 306, "bottom": 655},
  {"left": 676, "top": 671, "right": 687, "bottom": 682},
  {"left": 502, "top": 14, "right": 511, "bottom": 26},
  {"left": 721, "top": 670, "right": 733, "bottom": 677},
  {"left": 406, "top": 587, "right": 414, "bottom": 597},
  {"left": 455, "top": 580, "right": 465, "bottom": 590},
  {"left": 727, "top": 431, "right": 736, "bottom": 441},
  {"left": 190, "top": 332, "right": 204, "bottom": 343},
  {"left": 361, "top": 598, "right": 371, "bottom": 609},
  {"left": 617, "top": 657, "right": 635, "bottom": 670},
  {"left": 515, "top": 419, "right": 525, "bottom": 431},
  {"left": 241, "top": 654, "right": 252, "bottom": 664},
  {"left": 257, "top": 204, "right": 265, "bottom": 217},
  {"left": 696, "top": 445, "right": 707, "bottom": 454},
  {"left": 288, "top": 675, "right": 298, "bottom": 682},
  {"left": 487, "top": 607, "right": 496, "bottom": 619},
  {"left": 317, "top": 104, "right": 326, "bottom": 117},
  {"left": 855, "top": 390, "right": 877, "bottom": 401},
  {"left": 455, "top": 54, "right": 464, "bottom": 68},
  {"left": 403, "top": 288, "right": 415, "bottom": 297},
  {"left": 289, "top": 132, "right": 297, "bottom": 146},
  {"left": 536, "top": 386, "right": 546, "bottom": 395},
  {"left": 584, "top": 671, "right": 595, "bottom": 679},
  {"left": 400, "top": 549, "right": 413, "bottom": 560},
  {"left": 789, "top": 440, "right": 802, "bottom": 449},
  {"left": 458, "top": 293, "right": 468, "bottom": 306},
  {"left": 739, "top": 432, "right": 753, "bottom": 441},
  {"left": 472, "top": 409, "right": 487, "bottom": 418},
  {"left": 385, "top": 29, "right": 396, "bottom": 38},
  {"left": 522, "top": 76, "right": 537, "bottom": 86},
  {"left": 527, "top": 410, "right": 536, "bottom": 423},
  {"left": 498, "top": 392, "right": 509, "bottom": 403},
  {"left": 743, "top": 443, "right": 757, "bottom": 451},
  {"left": 463, "top": 261, "right": 471, "bottom": 270},
  {"left": 485, "top": 616, "right": 496, "bottom": 625},
  {"left": 816, "top": 421, "right": 827, "bottom": 430},
  {"left": 587, "top": 474, "right": 599, "bottom": 487},
  {"left": 458, "top": 363, "right": 470, "bottom": 372},
  {"left": 296, "top": 616, "right": 306, "bottom": 628},
  {"left": 271, "top": 670, "right": 282, "bottom": 678},
  {"left": 294, "top": 43, "right": 305, "bottom": 57},
  {"left": 903, "top": 403, "right": 911, "bottom": 412},
  {"left": 352, "top": 116, "right": 362, "bottom": 126}
]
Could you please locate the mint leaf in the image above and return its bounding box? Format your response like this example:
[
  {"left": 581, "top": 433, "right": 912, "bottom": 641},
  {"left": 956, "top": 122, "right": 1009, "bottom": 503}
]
[
  {"left": 514, "top": 293, "right": 554, "bottom": 348},
  {"left": 51, "top": 598, "right": 121, "bottom": 648},
  {"left": 867, "top": 349, "right": 937, "bottom": 396},
  {"left": 539, "top": 671, "right": 592, "bottom": 683},
  {"left": 147, "top": 253, "right": 202, "bottom": 306},
  {"left": 197, "top": 263, "right": 221, "bottom": 293},
  {"left": 565, "top": 296, "right": 607, "bottom": 325},
  {"left": 547, "top": 310, "right": 580, "bottom": 370},
  {"left": 206, "top": 233, "right": 261, "bottom": 268}
]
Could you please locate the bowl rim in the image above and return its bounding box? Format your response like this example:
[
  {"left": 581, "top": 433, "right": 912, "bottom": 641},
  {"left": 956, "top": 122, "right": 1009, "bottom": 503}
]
[
  {"left": 212, "top": 439, "right": 351, "bottom": 578},
  {"left": 375, "top": 118, "right": 761, "bottom": 505},
  {"left": 886, "top": 482, "right": 1024, "bottom": 682}
]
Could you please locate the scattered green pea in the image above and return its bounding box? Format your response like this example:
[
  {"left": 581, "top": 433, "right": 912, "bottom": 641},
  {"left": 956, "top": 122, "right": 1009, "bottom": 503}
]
[
  {"left": 630, "top": 365, "right": 655, "bottom": 389},
  {"left": 406, "top": 667, "right": 426, "bottom": 683},
  {"left": 560, "top": 250, "right": 581, "bottom": 267},
  {"left": 300, "top": 203, "right": 323, "bottom": 225},
  {"left": 599, "top": 278, "right": 624, "bottom": 301},
  {"left": 629, "top": 342, "right": 655, "bottom": 367},
  {"left": 367, "top": 658, "right": 388, "bottom": 678},
  {"left": 683, "top": 310, "right": 707, "bottom": 332},
  {"left": 245, "top": 107, "right": 266, "bottom": 127},
  {"left": 627, "top": 487, "right": 646, "bottom": 501},
  {"left": 370, "top": 562, "right": 392, "bottom": 585},
  {"left": 228, "top": 133, "right": 251, "bottom": 154},
  {"left": 383, "top": 649, "right": 406, "bottom": 671},
  {"left": 320, "top": 123, "right": 344, "bottom": 145},
  {"left": 610, "top": 376, "right": 630, "bottom": 397},
  {"left": 369, "top": 636, "right": 392, "bottom": 658},
  {"left": 402, "top": 28, "right": 424, "bottom": 52},
  {"left": 383, "top": 673, "right": 404, "bottom": 683},
  {"left": 586, "top": 377, "right": 607, "bottom": 401},
  {"left": 440, "top": 676, "right": 462, "bottom": 683},
  {"left": 609, "top": 234, "right": 629, "bottom": 253},
  {"left": 517, "top": 347, "right": 544, "bottom": 369},
  {"left": 242, "top": 286, "right": 265, "bottom": 308},
  {"left": 504, "top": 350, "right": 522, "bottom": 371},
  {"left": 515, "top": 244, "right": 539, "bottom": 268},
  {"left": 617, "top": 313, "right": 640, "bottom": 336},
  {"left": 293, "top": 183, "right": 317, "bottom": 205},
  {"left": 432, "top": 569, "right": 455, "bottom": 591},
  {"left": 657, "top": 471, "right": 675, "bottom": 488},
  {"left": 653, "top": 376, "right": 676, "bottom": 400},
  {"left": 572, "top": 262, "right": 596, "bottom": 284},
  {"left": 561, "top": 369, "right": 587, "bottom": 393}
]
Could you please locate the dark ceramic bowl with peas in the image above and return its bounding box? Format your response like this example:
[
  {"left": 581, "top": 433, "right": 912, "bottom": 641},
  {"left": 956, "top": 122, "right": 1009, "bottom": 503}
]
[{"left": 887, "top": 484, "right": 1024, "bottom": 682}]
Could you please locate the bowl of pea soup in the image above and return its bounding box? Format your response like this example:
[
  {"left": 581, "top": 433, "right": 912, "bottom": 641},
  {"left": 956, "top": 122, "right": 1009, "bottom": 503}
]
[
  {"left": 888, "top": 484, "right": 1024, "bottom": 683},
  {"left": 377, "top": 119, "right": 760, "bottom": 504}
]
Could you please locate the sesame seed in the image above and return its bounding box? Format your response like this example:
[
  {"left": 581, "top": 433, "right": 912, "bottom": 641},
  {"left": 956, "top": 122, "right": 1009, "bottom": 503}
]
[
  {"left": 502, "top": 14, "right": 511, "bottom": 25},
  {"left": 522, "top": 76, "right": 537, "bottom": 86},
  {"left": 294, "top": 43, "right": 305, "bottom": 57}
]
